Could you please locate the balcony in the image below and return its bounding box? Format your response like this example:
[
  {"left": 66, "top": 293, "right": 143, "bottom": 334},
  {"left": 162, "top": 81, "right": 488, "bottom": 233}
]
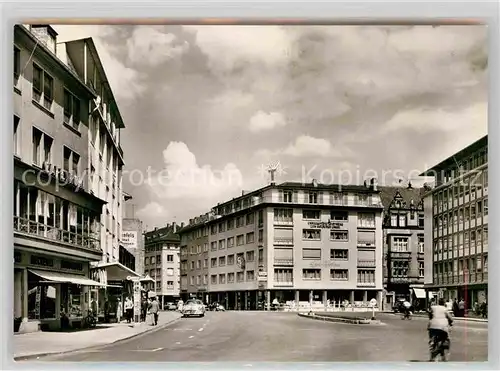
[
  {"left": 13, "top": 216, "right": 101, "bottom": 252},
  {"left": 274, "top": 237, "right": 294, "bottom": 246},
  {"left": 357, "top": 259, "right": 376, "bottom": 267},
  {"left": 274, "top": 258, "right": 293, "bottom": 266}
]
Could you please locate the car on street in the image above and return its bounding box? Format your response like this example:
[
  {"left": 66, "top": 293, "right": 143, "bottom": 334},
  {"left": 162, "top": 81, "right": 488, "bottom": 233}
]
[
  {"left": 165, "top": 302, "right": 177, "bottom": 311},
  {"left": 181, "top": 299, "right": 205, "bottom": 317}
]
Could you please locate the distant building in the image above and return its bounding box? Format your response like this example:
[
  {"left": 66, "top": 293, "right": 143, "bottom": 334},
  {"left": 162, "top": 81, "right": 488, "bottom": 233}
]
[
  {"left": 144, "top": 224, "right": 181, "bottom": 307},
  {"left": 421, "top": 135, "right": 488, "bottom": 308},
  {"left": 379, "top": 184, "right": 427, "bottom": 310},
  {"left": 179, "top": 179, "right": 385, "bottom": 311},
  {"left": 121, "top": 193, "right": 145, "bottom": 276}
]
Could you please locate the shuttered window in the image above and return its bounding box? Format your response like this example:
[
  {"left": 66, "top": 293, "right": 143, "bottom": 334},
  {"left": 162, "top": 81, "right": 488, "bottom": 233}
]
[{"left": 302, "top": 248, "right": 321, "bottom": 259}]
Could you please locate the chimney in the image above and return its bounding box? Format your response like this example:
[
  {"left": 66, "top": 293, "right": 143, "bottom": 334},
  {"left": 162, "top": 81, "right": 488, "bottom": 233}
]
[
  {"left": 312, "top": 179, "right": 318, "bottom": 188},
  {"left": 154, "top": 227, "right": 158, "bottom": 231},
  {"left": 181, "top": 222, "right": 185, "bottom": 228},
  {"left": 370, "top": 178, "right": 378, "bottom": 191},
  {"left": 31, "top": 25, "right": 58, "bottom": 54},
  {"left": 242, "top": 190, "right": 245, "bottom": 196},
  {"left": 172, "top": 222, "right": 177, "bottom": 233}
]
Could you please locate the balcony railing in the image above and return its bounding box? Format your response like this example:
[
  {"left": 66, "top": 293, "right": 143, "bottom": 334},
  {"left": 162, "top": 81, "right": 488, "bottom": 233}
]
[
  {"left": 273, "top": 220, "right": 293, "bottom": 226},
  {"left": 13, "top": 216, "right": 101, "bottom": 251},
  {"left": 274, "top": 237, "right": 294, "bottom": 246},
  {"left": 357, "top": 281, "right": 376, "bottom": 287},
  {"left": 274, "top": 281, "right": 294, "bottom": 287},
  {"left": 274, "top": 258, "right": 293, "bottom": 266},
  {"left": 357, "top": 259, "right": 376, "bottom": 267}
]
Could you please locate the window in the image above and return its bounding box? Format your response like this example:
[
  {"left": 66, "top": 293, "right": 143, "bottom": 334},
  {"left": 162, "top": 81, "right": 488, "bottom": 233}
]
[
  {"left": 196, "top": 260, "right": 201, "bottom": 269},
  {"left": 227, "top": 237, "right": 234, "bottom": 248},
  {"left": 236, "top": 234, "right": 245, "bottom": 246},
  {"left": 211, "top": 258, "right": 217, "bottom": 268},
  {"left": 166, "top": 254, "right": 174, "bottom": 262},
  {"left": 393, "top": 237, "right": 409, "bottom": 252},
  {"left": 246, "top": 271, "right": 255, "bottom": 281},
  {"left": 219, "top": 239, "right": 226, "bottom": 250},
  {"left": 167, "top": 281, "right": 174, "bottom": 288},
  {"left": 32, "top": 64, "right": 53, "bottom": 111},
  {"left": 32, "top": 127, "right": 53, "bottom": 166},
  {"left": 211, "top": 241, "right": 217, "bottom": 251},
  {"left": 211, "top": 275, "right": 217, "bottom": 284},
  {"left": 211, "top": 225, "right": 217, "bottom": 235},
  {"left": 246, "top": 232, "right": 255, "bottom": 244},
  {"left": 219, "top": 256, "right": 226, "bottom": 266},
  {"left": 63, "top": 89, "right": 81, "bottom": 130},
  {"left": 150, "top": 256, "right": 156, "bottom": 264},
  {"left": 283, "top": 190, "right": 293, "bottom": 203},
  {"left": 246, "top": 213, "right": 254, "bottom": 225},
  {"left": 274, "top": 208, "right": 293, "bottom": 223},
  {"left": 418, "top": 235, "right": 424, "bottom": 253},
  {"left": 418, "top": 214, "right": 424, "bottom": 228},
  {"left": 331, "top": 249, "right": 348, "bottom": 260},
  {"left": 145, "top": 257, "right": 150, "bottom": 265},
  {"left": 14, "top": 46, "right": 20, "bottom": 86},
  {"left": 357, "top": 194, "right": 369, "bottom": 206},
  {"left": 236, "top": 216, "right": 245, "bottom": 228},
  {"left": 357, "top": 269, "right": 375, "bottom": 284},
  {"left": 218, "top": 222, "right": 225, "bottom": 233},
  {"left": 258, "top": 229, "right": 263, "bottom": 242},
  {"left": 331, "top": 192, "right": 346, "bottom": 205},
  {"left": 63, "top": 146, "right": 80, "bottom": 176},
  {"left": 227, "top": 273, "right": 235, "bottom": 283},
  {"left": 258, "top": 210, "right": 264, "bottom": 226},
  {"left": 227, "top": 255, "right": 235, "bottom": 265},
  {"left": 246, "top": 250, "right": 255, "bottom": 261},
  {"left": 166, "top": 268, "right": 174, "bottom": 276},
  {"left": 358, "top": 213, "right": 375, "bottom": 228},
  {"left": 357, "top": 230, "right": 375, "bottom": 246},
  {"left": 13, "top": 116, "right": 20, "bottom": 156},
  {"left": 203, "top": 243, "right": 209, "bottom": 252},
  {"left": 203, "top": 258, "right": 208, "bottom": 268},
  {"left": 274, "top": 268, "right": 293, "bottom": 283},
  {"left": 303, "top": 210, "right": 320, "bottom": 220},
  {"left": 330, "top": 269, "right": 348, "bottom": 280},
  {"left": 331, "top": 211, "right": 348, "bottom": 221},
  {"left": 219, "top": 274, "right": 226, "bottom": 284},
  {"left": 303, "top": 248, "right": 321, "bottom": 260},
  {"left": 258, "top": 249, "right": 264, "bottom": 263},
  {"left": 302, "top": 269, "right": 321, "bottom": 280},
  {"left": 399, "top": 214, "right": 406, "bottom": 227},
  {"left": 307, "top": 191, "right": 318, "bottom": 204},
  {"left": 390, "top": 215, "right": 398, "bottom": 227},
  {"left": 236, "top": 272, "right": 244, "bottom": 282},
  {"left": 227, "top": 218, "right": 234, "bottom": 230},
  {"left": 156, "top": 254, "right": 161, "bottom": 263},
  {"left": 330, "top": 230, "right": 348, "bottom": 241},
  {"left": 419, "top": 262, "right": 425, "bottom": 277},
  {"left": 392, "top": 261, "right": 409, "bottom": 277},
  {"left": 484, "top": 199, "right": 488, "bottom": 215},
  {"left": 302, "top": 229, "right": 321, "bottom": 240}
]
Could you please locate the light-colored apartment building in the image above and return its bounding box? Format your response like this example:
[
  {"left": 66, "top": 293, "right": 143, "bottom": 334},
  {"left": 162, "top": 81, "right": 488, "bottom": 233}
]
[
  {"left": 179, "top": 179, "right": 385, "bottom": 310},
  {"left": 13, "top": 25, "right": 107, "bottom": 332},
  {"left": 144, "top": 224, "right": 181, "bottom": 307},
  {"left": 421, "top": 136, "right": 488, "bottom": 308}
]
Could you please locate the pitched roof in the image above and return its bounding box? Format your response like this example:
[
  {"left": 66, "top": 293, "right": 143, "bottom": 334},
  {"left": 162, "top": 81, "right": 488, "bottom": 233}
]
[{"left": 378, "top": 185, "right": 426, "bottom": 213}]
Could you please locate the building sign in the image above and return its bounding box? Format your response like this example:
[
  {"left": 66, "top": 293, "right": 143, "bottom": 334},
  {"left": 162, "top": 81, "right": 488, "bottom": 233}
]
[
  {"left": 308, "top": 220, "right": 343, "bottom": 229},
  {"left": 257, "top": 272, "right": 268, "bottom": 282},
  {"left": 122, "top": 231, "right": 138, "bottom": 249},
  {"left": 309, "top": 260, "right": 342, "bottom": 268},
  {"left": 42, "top": 162, "right": 82, "bottom": 188}
]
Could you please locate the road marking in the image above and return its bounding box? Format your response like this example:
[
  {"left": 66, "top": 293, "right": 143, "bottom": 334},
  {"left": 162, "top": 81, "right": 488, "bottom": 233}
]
[
  {"left": 198, "top": 328, "right": 204, "bottom": 332},
  {"left": 189, "top": 335, "right": 194, "bottom": 338}
]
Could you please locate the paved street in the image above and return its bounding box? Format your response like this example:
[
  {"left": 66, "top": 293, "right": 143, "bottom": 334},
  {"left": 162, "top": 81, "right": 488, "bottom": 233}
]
[{"left": 35, "top": 312, "right": 487, "bottom": 363}]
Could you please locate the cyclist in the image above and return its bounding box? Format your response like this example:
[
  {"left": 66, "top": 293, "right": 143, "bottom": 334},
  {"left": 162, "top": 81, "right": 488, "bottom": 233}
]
[
  {"left": 402, "top": 299, "right": 412, "bottom": 319},
  {"left": 428, "top": 298, "right": 453, "bottom": 361}
]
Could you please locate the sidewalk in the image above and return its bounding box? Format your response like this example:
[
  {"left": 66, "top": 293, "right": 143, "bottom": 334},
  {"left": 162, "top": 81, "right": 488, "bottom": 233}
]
[
  {"left": 382, "top": 311, "right": 488, "bottom": 322},
  {"left": 14, "top": 311, "right": 181, "bottom": 360}
]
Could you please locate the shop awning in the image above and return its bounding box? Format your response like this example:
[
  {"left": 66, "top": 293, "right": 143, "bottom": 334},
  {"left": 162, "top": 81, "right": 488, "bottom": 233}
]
[
  {"left": 29, "top": 269, "right": 107, "bottom": 287},
  {"left": 413, "top": 288, "right": 428, "bottom": 299},
  {"left": 93, "top": 262, "right": 140, "bottom": 281}
]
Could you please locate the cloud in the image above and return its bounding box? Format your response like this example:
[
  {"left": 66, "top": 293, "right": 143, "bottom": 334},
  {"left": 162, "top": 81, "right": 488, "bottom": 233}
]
[
  {"left": 256, "top": 135, "right": 351, "bottom": 158},
  {"left": 136, "top": 202, "right": 170, "bottom": 226},
  {"left": 249, "top": 111, "right": 287, "bottom": 132},
  {"left": 126, "top": 27, "right": 189, "bottom": 67},
  {"left": 145, "top": 141, "right": 244, "bottom": 202}
]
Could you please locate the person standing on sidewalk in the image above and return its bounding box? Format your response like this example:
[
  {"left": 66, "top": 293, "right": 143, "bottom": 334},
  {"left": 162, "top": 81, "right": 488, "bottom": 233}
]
[
  {"left": 150, "top": 296, "right": 160, "bottom": 326},
  {"left": 117, "top": 298, "right": 123, "bottom": 323},
  {"left": 124, "top": 297, "right": 133, "bottom": 323}
]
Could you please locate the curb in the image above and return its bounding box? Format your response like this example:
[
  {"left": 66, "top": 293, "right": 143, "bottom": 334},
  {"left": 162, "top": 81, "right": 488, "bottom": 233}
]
[
  {"left": 13, "top": 314, "right": 181, "bottom": 362},
  {"left": 382, "top": 312, "right": 488, "bottom": 323},
  {"left": 297, "top": 313, "right": 381, "bottom": 325}
]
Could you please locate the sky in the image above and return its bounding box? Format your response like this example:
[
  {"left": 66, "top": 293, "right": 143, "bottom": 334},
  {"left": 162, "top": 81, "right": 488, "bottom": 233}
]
[{"left": 53, "top": 24, "right": 488, "bottom": 229}]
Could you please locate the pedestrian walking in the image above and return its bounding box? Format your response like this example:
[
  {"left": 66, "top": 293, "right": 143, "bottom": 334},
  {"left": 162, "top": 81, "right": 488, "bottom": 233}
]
[
  {"left": 458, "top": 299, "right": 465, "bottom": 317},
  {"left": 124, "top": 297, "right": 133, "bottom": 323},
  {"left": 149, "top": 296, "right": 160, "bottom": 326}
]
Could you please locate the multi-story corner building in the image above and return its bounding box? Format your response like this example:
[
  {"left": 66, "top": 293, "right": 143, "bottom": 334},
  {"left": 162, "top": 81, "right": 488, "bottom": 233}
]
[
  {"left": 179, "top": 214, "right": 211, "bottom": 301},
  {"left": 380, "top": 185, "right": 427, "bottom": 310},
  {"left": 13, "top": 25, "right": 107, "bottom": 332},
  {"left": 179, "top": 179, "right": 385, "bottom": 310},
  {"left": 144, "top": 224, "right": 182, "bottom": 307},
  {"left": 421, "top": 136, "right": 488, "bottom": 308}
]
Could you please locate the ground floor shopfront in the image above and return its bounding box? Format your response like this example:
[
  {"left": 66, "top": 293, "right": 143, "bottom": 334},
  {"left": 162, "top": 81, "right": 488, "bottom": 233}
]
[
  {"left": 384, "top": 283, "right": 432, "bottom": 311},
  {"left": 427, "top": 283, "right": 488, "bottom": 309},
  {"left": 14, "top": 249, "right": 106, "bottom": 333},
  {"left": 184, "top": 289, "right": 383, "bottom": 311}
]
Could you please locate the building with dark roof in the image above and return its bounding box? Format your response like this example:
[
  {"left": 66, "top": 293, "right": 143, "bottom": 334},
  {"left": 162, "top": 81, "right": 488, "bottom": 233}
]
[
  {"left": 420, "top": 135, "right": 488, "bottom": 308},
  {"left": 179, "top": 178, "right": 386, "bottom": 311},
  {"left": 379, "top": 184, "right": 427, "bottom": 310},
  {"left": 144, "top": 224, "right": 181, "bottom": 307}
]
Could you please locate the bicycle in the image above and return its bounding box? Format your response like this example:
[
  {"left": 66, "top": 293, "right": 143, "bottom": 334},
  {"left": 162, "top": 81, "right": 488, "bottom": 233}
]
[
  {"left": 82, "top": 310, "right": 97, "bottom": 329},
  {"left": 429, "top": 326, "right": 452, "bottom": 362}
]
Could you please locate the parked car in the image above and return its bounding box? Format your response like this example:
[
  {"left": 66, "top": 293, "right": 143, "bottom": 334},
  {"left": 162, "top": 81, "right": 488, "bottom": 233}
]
[
  {"left": 165, "top": 302, "right": 177, "bottom": 311},
  {"left": 182, "top": 299, "right": 205, "bottom": 317}
]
